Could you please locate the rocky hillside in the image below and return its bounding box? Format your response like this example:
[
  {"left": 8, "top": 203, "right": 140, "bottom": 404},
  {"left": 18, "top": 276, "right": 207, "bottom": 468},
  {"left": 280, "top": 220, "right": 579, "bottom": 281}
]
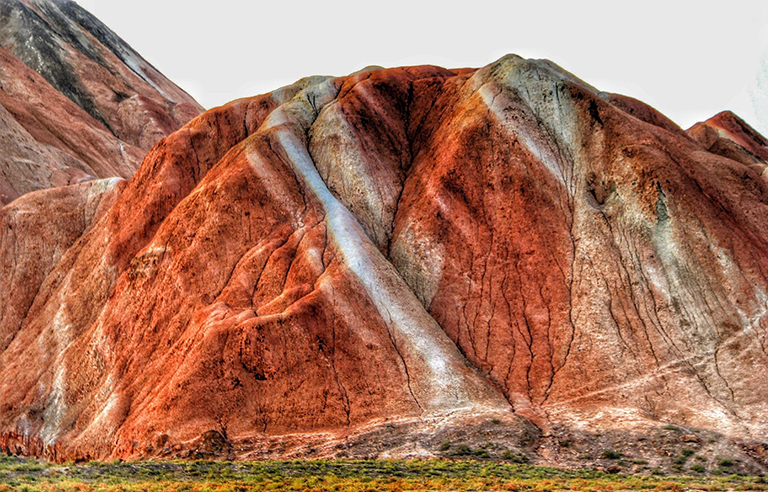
[
  {"left": 0, "top": 55, "right": 766, "bottom": 470},
  {"left": 0, "top": 0, "right": 203, "bottom": 204},
  {"left": 687, "top": 110, "right": 768, "bottom": 175}
]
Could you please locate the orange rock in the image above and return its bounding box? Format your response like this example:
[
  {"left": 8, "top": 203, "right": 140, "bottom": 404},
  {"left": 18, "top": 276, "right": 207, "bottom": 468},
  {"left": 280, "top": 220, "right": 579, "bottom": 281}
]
[
  {"left": 680, "top": 434, "right": 702, "bottom": 444},
  {"left": 1, "top": 55, "right": 767, "bottom": 463}
]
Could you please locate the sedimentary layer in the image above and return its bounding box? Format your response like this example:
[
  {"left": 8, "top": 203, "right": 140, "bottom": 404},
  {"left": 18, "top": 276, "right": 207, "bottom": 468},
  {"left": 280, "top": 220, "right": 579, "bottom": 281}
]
[
  {"left": 0, "top": 0, "right": 203, "bottom": 204},
  {"left": 0, "top": 56, "right": 766, "bottom": 467}
]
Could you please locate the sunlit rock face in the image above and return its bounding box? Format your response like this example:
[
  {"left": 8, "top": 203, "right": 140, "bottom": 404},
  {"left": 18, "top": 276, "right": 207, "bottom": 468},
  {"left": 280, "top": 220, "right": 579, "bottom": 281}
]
[
  {"left": 687, "top": 111, "right": 768, "bottom": 180},
  {"left": 1, "top": 55, "right": 767, "bottom": 465},
  {"left": 0, "top": 0, "right": 203, "bottom": 204}
]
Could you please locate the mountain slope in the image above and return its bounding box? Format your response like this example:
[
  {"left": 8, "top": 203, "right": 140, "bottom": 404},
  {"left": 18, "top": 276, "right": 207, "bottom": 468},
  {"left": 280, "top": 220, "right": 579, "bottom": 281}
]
[
  {"left": 0, "top": 0, "right": 203, "bottom": 204},
  {"left": 687, "top": 111, "right": 768, "bottom": 179},
  {"left": 0, "top": 56, "right": 766, "bottom": 469}
]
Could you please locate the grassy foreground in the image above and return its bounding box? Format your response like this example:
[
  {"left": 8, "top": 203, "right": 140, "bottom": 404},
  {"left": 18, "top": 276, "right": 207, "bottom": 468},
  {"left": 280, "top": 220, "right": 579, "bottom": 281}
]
[{"left": 0, "top": 455, "right": 766, "bottom": 491}]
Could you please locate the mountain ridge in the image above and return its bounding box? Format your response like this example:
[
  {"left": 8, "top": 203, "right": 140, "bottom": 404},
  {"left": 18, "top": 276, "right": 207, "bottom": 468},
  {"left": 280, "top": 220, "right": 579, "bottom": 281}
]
[
  {"left": 0, "top": 0, "right": 203, "bottom": 204},
  {"left": 0, "top": 54, "right": 766, "bottom": 472}
]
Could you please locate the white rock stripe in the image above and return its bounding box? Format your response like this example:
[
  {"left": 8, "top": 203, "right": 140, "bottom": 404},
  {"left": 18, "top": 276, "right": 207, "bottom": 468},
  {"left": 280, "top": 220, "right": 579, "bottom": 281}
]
[{"left": 258, "top": 78, "right": 509, "bottom": 414}]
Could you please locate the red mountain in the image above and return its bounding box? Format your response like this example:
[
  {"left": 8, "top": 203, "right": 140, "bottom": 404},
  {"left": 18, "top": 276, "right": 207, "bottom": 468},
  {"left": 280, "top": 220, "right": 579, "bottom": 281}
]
[
  {"left": 1, "top": 55, "right": 767, "bottom": 471},
  {"left": 0, "top": 0, "right": 203, "bottom": 204}
]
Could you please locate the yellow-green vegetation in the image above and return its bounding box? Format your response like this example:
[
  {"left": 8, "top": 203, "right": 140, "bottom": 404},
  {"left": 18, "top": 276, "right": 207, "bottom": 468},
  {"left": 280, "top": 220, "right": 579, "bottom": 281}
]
[{"left": 0, "top": 454, "right": 766, "bottom": 492}]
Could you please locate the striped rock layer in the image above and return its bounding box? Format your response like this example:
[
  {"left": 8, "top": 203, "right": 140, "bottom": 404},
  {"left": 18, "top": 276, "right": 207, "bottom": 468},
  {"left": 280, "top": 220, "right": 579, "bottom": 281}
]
[
  {"left": 1, "top": 56, "right": 767, "bottom": 465},
  {"left": 0, "top": 0, "right": 203, "bottom": 205}
]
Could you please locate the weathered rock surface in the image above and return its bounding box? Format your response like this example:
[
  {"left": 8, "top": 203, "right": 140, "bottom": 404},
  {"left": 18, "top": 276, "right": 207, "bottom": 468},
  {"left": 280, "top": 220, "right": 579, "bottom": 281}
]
[
  {"left": 0, "top": 0, "right": 203, "bottom": 204},
  {"left": 687, "top": 111, "right": 768, "bottom": 180},
  {"left": 0, "top": 56, "right": 766, "bottom": 468}
]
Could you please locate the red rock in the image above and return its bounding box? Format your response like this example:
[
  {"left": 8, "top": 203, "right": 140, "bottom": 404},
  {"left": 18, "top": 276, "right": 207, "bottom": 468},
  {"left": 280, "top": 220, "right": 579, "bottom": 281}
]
[
  {"left": 1, "top": 55, "right": 767, "bottom": 464},
  {"left": 687, "top": 111, "right": 768, "bottom": 180},
  {"left": 0, "top": 0, "right": 203, "bottom": 204},
  {"left": 690, "top": 111, "right": 768, "bottom": 161},
  {"left": 0, "top": 178, "right": 124, "bottom": 353}
]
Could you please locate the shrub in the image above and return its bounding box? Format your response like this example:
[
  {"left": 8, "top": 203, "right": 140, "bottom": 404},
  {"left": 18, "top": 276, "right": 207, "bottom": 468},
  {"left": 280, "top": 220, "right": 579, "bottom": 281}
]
[
  {"left": 501, "top": 450, "right": 529, "bottom": 463},
  {"left": 718, "top": 458, "right": 734, "bottom": 467},
  {"left": 452, "top": 444, "right": 472, "bottom": 456},
  {"left": 474, "top": 449, "right": 491, "bottom": 459},
  {"left": 691, "top": 464, "right": 706, "bottom": 473},
  {"left": 438, "top": 442, "right": 450, "bottom": 452},
  {"left": 601, "top": 450, "right": 621, "bottom": 460}
]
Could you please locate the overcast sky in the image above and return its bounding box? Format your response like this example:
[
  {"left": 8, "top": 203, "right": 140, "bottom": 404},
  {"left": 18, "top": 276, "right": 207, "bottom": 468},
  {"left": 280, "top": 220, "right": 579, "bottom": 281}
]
[{"left": 77, "top": 0, "right": 768, "bottom": 135}]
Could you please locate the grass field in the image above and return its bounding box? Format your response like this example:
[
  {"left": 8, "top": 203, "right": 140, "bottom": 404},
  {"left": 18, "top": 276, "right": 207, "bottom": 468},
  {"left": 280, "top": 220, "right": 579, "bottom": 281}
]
[{"left": 0, "top": 455, "right": 766, "bottom": 491}]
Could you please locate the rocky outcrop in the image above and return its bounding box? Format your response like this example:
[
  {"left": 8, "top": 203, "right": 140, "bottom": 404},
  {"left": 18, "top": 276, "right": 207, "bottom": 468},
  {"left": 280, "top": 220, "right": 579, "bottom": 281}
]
[
  {"left": 0, "top": 0, "right": 203, "bottom": 204},
  {"left": 0, "top": 56, "right": 766, "bottom": 466},
  {"left": 687, "top": 111, "right": 768, "bottom": 180},
  {"left": 0, "top": 178, "right": 124, "bottom": 353}
]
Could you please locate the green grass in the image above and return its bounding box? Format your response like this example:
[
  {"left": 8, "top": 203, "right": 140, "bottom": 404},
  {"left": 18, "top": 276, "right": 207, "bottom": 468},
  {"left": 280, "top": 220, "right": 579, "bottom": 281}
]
[{"left": 0, "top": 457, "right": 765, "bottom": 491}]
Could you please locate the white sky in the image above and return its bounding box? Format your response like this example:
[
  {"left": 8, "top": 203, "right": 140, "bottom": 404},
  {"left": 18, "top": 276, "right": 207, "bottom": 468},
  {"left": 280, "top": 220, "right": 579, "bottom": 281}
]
[{"left": 77, "top": 0, "right": 768, "bottom": 136}]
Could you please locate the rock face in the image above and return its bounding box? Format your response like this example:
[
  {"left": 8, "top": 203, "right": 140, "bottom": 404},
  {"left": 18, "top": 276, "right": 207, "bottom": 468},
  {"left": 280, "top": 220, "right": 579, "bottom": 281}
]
[
  {"left": 687, "top": 111, "right": 768, "bottom": 180},
  {"left": 0, "top": 0, "right": 203, "bottom": 204},
  {"left": 1, "top": 55, "right": 767, "bottom": 466}
]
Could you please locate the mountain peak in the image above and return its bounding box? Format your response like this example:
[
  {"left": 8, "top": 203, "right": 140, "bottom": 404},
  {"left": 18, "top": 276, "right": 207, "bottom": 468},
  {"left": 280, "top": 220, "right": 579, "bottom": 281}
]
[
  {"left": 0, "top": 0, "right": 203, "bottom": 204},
  {"left": 687, "top": 110, "right": 768, "bottom": 169},
  {"left": 1, "top": 55, "right": 767, "bottom": 470}
]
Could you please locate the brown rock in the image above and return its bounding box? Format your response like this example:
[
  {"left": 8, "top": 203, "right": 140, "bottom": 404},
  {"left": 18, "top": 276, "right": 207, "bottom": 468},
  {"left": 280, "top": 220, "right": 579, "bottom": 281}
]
[{"left": 680, "top": 434, "right": 702, "bottom": 444}]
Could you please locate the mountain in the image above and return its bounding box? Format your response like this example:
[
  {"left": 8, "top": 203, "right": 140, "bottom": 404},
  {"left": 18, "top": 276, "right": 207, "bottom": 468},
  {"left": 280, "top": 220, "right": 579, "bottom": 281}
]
[
  {"left": 0, "top": 0, "right": 203, "bottom": 204},
  {"left": 687, "top": 111, "right": 768, "bottom": 176},
  {"left": 1, "top": 55, "right": 767, "bottom": 471}
]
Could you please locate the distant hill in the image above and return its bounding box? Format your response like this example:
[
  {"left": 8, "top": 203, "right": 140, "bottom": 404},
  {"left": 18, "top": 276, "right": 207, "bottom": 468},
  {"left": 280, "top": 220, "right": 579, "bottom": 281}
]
[{"left": 0, "top": 0, "right": 203, "bottom": 204}]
